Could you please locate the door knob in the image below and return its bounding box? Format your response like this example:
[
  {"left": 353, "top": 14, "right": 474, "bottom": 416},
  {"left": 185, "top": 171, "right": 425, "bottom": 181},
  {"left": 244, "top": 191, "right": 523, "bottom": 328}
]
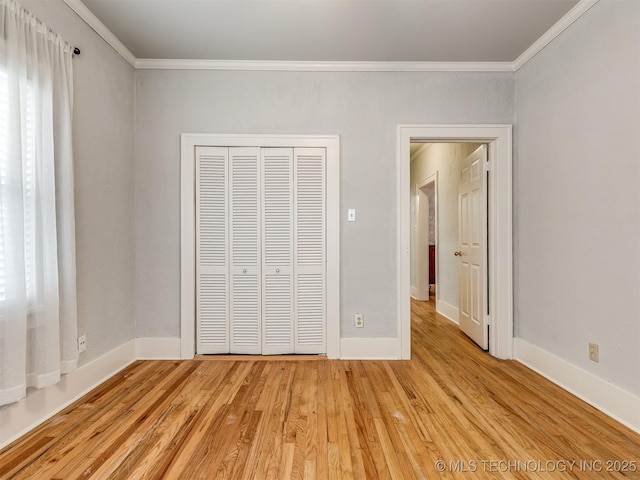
[{"left": 454, "top": 251, "right": 462, "bottom": 256}]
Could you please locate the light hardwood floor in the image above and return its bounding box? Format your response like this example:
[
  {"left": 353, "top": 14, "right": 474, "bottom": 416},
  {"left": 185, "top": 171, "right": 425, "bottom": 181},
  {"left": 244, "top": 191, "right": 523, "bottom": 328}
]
[{"left": 1, "top": 298, "right": 639, "bottom": 479}]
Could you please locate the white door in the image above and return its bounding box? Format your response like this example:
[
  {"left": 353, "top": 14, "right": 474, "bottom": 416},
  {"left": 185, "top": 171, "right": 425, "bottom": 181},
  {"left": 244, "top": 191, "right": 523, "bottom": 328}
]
[
  {"left": 261, "top": 148, "right": 295, "bottom": 354},
  {"left": 196, "top": 145, "right": 327, "bottom": 355},
  {"left": 294, "top": 148, "right": 326, "bottom": 354},
  {"left": 229, "top": 147, "right": 262, "bottom": 354},
  {"left": 457, "top": 145, "right": 488, "bottom": 350},
  {"left": 196, "top": 146, "right": 230, "bottom": 354}
]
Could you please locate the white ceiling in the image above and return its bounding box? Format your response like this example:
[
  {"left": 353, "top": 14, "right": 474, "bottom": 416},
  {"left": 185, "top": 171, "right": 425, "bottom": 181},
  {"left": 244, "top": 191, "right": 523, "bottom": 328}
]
[{"left": 78, "top": 0, "right": 579, "bottom": 63}]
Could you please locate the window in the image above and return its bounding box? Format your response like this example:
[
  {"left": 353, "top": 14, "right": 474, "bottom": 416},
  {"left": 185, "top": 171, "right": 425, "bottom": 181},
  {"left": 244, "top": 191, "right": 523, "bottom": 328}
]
[
  {"left": 0, "top": 0, "right": 78, "bottom": 407},
  {"left": 0, "top": 70, "right": 37, "bottom": 306}
]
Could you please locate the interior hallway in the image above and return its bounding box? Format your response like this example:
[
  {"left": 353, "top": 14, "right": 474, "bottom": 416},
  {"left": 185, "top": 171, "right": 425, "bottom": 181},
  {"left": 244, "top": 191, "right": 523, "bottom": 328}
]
[{"left": 1, "top": 298, "right": 639, "bottom": 479}]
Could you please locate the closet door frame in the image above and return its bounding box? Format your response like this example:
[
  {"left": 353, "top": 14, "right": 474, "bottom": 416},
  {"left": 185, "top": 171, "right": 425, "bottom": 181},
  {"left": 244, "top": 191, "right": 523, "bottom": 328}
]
[{"left": 181, "top": 134, "right": 340, "bottom": 359}]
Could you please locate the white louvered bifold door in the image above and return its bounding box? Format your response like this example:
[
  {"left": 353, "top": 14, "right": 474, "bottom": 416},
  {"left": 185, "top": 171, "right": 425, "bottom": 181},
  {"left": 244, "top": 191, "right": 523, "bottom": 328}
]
[
  {"left": 196, "top": 146, "right": 229, "bottom": 354},
  {"left": 294, "top": 148, "right": 326, "bottom": 354},
  {"left": 229, "top": 147, "right": 262, "bottom": 354},
  {"left": 261, "top": 148, "right": 294, "bottom": 354}
]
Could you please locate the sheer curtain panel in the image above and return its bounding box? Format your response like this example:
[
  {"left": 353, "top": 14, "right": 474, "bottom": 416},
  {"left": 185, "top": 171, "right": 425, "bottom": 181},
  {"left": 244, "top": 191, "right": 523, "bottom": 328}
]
[{"left": 0, "top": 0, "right": 78, "bottom": 406}]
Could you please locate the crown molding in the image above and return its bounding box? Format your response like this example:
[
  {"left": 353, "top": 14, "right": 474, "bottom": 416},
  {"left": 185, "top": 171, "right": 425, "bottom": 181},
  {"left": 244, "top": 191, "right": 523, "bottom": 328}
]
[
  {"left": 64, "top": 0, "right": 598, "bottom": 73},
  {"left": 134, "top": 59, "right": 515, "bottom": 72},
  {"left": 513, "top": 0, "right": 600, "bottom": 71},
  {"left": 63, "top": 0, "right": 136, "bottom": 67}
]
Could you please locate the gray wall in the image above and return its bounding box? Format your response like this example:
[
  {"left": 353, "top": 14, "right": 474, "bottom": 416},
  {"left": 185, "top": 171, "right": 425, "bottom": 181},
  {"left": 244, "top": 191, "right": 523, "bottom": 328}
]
[
  {"left": 134, "top": 71, "right": 513, "bottom": 339},
  {"left": 20, "top": 1, "right": 136, "bottom": 365},
  {"left": 515, "top": 0, "right": 640, "bottom": 395}
]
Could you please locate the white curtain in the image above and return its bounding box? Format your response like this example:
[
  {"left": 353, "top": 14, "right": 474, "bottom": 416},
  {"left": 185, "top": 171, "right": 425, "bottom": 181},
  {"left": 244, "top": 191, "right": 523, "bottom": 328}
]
[{"left": 0, "top": 0, "right": 77, "bottom": 406}]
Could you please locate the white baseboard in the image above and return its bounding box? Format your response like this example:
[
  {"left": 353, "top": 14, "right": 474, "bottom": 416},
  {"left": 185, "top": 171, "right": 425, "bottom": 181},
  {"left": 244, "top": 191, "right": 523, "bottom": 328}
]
[
  {"left": 514, "top": 338, "right": 640, "bottom": 434},
  {"left": 436, "top": 299, "right": 459, "bottom": 324},
  {"left": 0, "top": 339, "right": 136, "bottom": 449},
  {"left": 0, "top": 337, "right": 180, "bottom": 450},
  {"left": 135, "top": 337, "right": 181, "bottom": 359},
  {"left": 340, "top": 337, "right": 400, "bottom": 360},
  {"left": 410, "top": 286, "right": 418, "bottom": 298}
]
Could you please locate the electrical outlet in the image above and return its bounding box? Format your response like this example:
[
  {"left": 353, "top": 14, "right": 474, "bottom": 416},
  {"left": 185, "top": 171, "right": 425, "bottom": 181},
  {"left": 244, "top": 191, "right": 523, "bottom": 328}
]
[
  {"left": 588, "top": 342, "right": 599, "bottom": 362},
  {"left": 354, "top": 313, "right": 364, "bottom": 328},
  {"left": 78, "top": 335, "right": 87, "bottom": 353}
]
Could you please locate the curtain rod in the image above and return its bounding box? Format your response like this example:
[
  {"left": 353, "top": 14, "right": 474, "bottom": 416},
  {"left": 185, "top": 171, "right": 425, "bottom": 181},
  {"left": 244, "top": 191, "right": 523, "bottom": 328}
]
[{"left": 7, "top": 1, "right": 81, "bottom": 57}]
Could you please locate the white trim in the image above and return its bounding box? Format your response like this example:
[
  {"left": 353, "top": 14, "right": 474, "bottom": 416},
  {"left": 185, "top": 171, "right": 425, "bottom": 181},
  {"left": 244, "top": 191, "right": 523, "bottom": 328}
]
[
  {"left": 513, "top": 0, "right": 600, "bottom": 71},
  {"left": 62, "top": 0, "right": 596, "bottom": 72},
  {"left": 0, "top": 337, "right": 183, "bottom": 449},
  {"left": 398, "top": 125, "right": 513, "bottom": 360},
  {"left": 134, "top": 59, "right": 514, "bottom": 72},
  {"left": 410, "top": 287, "right": 418, "bottom": 298},
  {"left": 414, "top": 173, "right": 437, "bottom": 302},
  {"left": 62, "top": 0, "right": 137, "bottom": 67},
  {"left": 436, "top": 299, "right": 459, "bottom": 325},
  {"left": 0, "top": 340, "right": 136, "bottom": 449},
  {"left": 514, "top": 338, "right": 640, "bottom": 434},
  {"left": 181, "top": 134, "right": 340, "bottom": 360},
  {"left": 135, "top": 338, "right": 181, "bottom": 360},
  {"left": 340, "top": 338, "right": 399, "bottom": 360}
]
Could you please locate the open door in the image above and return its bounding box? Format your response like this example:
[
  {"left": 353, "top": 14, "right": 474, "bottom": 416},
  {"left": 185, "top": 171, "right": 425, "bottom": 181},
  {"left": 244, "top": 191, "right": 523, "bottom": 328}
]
[{"left": 457, "top": 145, "right": 488, "bottom": 350}]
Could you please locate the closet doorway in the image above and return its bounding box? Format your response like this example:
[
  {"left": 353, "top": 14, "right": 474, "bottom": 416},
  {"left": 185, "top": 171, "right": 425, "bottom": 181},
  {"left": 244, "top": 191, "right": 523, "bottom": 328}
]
[{"left": 181, "top": 135, "right": 340, "bottom": 359}]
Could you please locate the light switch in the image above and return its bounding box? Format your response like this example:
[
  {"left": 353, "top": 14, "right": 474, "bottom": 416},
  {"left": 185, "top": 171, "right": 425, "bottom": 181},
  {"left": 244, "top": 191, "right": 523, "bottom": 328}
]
[{"left": 347, "top": 209, "right": 356, "bottom": 222}]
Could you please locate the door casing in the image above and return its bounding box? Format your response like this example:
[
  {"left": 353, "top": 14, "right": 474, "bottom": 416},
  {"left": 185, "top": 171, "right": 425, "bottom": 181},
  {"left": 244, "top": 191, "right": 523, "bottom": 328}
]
[
  {"left": 414, "top": 173, "right": 437, "bottom": 302},
  {"left": 181, "top": 134, "right": 340, "bottom": 359},
  {"left": 398, "top": 125, "right": 513, "bottom": 360}
]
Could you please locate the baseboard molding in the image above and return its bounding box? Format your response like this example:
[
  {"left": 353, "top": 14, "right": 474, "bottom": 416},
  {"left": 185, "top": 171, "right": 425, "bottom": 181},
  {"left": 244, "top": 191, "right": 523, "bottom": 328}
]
[
  {"left": 135, "top": 337, "right": 181, "bottom": 359},
  {"left": 0, "top": 337, "right": 181, "bottom": 450},
  {"left": 340, "top": 337, "right": 400, "bottom": 360},
  {"left": 514, "top": 338, "right": 640, "bottom": 434},
  {"left": 0, "top": 339, "right": 135, "bottom": 449},
  {"left": 410, "top": 286, "right": 418, "bottom": 298},
  {"left": 436, "top": 299, "right": 459, "bottom": 324}
]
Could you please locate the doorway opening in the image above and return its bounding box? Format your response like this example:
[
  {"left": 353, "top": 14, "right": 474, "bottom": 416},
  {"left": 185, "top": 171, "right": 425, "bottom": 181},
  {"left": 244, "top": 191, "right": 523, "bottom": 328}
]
[
  {"left": 410, "top": 143, "right": 484, "bottom": 338},
  {"left": 398, "top": 125, "right": 513, "bottom": 360},
  {"left": 411, "top": 161, "right": 436, "bottom": 304}
]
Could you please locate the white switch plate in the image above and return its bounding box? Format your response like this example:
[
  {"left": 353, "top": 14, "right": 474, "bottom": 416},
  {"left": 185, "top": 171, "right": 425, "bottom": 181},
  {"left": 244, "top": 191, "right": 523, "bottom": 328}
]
[{"left": 347, "top": 209, "right": 356, "bottom": 222}]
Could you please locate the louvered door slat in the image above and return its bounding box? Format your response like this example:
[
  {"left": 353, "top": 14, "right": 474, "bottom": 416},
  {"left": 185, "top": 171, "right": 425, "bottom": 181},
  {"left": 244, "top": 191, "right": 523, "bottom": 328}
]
[
  {"left": 261, "top": 148, "right": 294, "bottom": 354},
  {"left": 231, "top": 274, "right": 260, "bottom": 346},
  {"left": 230, "top": 147, "right": 261, "bottom": 354},
  {"left": 196, "top": 144, "right": 327, "bottom": 357},
  {"left": 296, "top": 273, "right": 325, "bottom": 346},
  {"left": 196, "top": 147, "right": 229, "bottom": 353},
  {"left": 294, "top": 148, "right": 326, "bottom": 354},
  {"left": 264, "top": 274, "right": 292, "bottom": 347}
]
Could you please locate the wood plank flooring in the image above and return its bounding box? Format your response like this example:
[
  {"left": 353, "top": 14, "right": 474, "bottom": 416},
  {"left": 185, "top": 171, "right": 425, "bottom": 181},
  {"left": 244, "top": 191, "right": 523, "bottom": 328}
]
[{"left": 1, "top": 298, "right": 639, "bottom": 479}]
